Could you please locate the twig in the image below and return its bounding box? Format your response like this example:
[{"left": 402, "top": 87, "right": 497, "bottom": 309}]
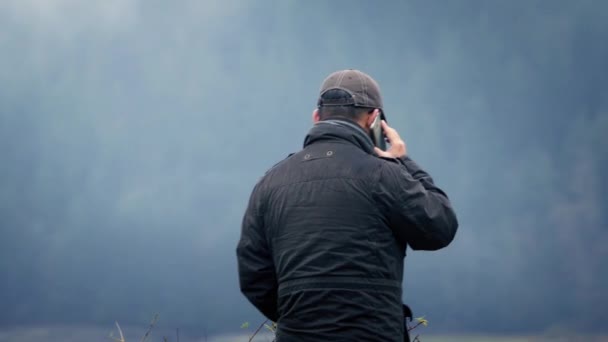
[
  {"left": 140, "top": 313, "right": 159, "bottom": 342},
  {"left": 248, "top": 319, "right": 269, "bottom": 342},
  {"left": 110, "top": 321, "right": 126, "bottom": 342},
  {"left": 407, "top": 321, "right": 425, "bottom": 332},
  {"left": 412, "top": 335, "right": 421, "bottom": 342}
]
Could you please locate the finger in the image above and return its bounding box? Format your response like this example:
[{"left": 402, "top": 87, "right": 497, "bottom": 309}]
[
  {"left": 380, "top": 119, "right": 388, "bottom": 130},
  {"left": 380, "top": 120, "right": 399, "bottom": 142},
  {"left": 374, "top": 147, "right": 389, "bottom": 157},
  {"left": 380, "top": 120, "right": 393, "bottom": 134}
]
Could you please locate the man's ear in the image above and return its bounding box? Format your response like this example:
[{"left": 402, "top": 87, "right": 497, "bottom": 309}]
[
  {"left": 366, "top": 109, "right": 380, "bottom": 128},
  {"left": 312, "top": 108, "right": 321, "bottom": 123}
]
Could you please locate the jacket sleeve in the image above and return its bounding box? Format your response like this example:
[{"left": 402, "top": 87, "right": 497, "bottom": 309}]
[
  {"left": 236, "top": 182, "right": 278, "bottom": 322},
  {"left": 376, "top": 156, "right": 459, "bottom": 251}
]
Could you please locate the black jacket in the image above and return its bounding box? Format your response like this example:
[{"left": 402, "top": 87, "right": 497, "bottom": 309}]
[{"left": 236, "top": 119, "right": 458, "bottom": 341}]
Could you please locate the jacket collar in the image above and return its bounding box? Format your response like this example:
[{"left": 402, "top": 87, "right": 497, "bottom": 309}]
[{"left": 303, "top": 118, "right": 376, "bottom": 155}]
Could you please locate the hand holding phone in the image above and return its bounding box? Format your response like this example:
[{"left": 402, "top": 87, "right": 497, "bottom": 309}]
[{"left": 373, "top": 120, "right": 407, "bottom": 159}]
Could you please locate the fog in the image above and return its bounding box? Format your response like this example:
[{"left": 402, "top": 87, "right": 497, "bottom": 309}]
[{"left": 1, "top": 0, "right": 607, "bottom": 338}]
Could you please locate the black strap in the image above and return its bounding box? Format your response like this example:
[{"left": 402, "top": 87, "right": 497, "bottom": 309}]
[
  {"left": 278, "top": 276, "right": 401, "bottom": 297},
  {"left": 403, "top": 303, "right": 413, "bottom": 342}
]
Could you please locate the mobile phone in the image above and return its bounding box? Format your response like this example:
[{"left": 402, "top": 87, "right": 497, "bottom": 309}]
[{"left": 369, "top": 110, "right": 387, "bottom": 150}]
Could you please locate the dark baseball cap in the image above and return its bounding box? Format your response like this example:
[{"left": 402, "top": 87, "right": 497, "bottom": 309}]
[{"left": 317, "top": 69, "right": 384, "bottom": 112}]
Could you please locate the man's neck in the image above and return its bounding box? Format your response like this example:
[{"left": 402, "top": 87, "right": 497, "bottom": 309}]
[
  {"left": 309, "top": 118, "right": 375, "bottom": 154},
  {"left": 321, "top": 117, "right": 369, "bottom": 134}
]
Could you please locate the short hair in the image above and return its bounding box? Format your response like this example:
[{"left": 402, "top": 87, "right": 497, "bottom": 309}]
[{"left": 317, "top": 89, "right": 373, "bottom": 121}]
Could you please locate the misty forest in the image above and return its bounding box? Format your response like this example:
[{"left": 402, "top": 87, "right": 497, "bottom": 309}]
[{"left": 1, "top": 1, "right": 607, "bottom": 341}]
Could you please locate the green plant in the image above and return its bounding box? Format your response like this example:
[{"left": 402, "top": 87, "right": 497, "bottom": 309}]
[
  {"left": 408, "top": 316, "right": 429, "bottom": 342},
  {"left": 241, "top": 319, "right": 276, "bottom": 342},
  {"left": 110, "top": 311, "right": 429, "bottom": 341},
  {"left": 110, "top": 313, "right": 181, "bottom": 342}
]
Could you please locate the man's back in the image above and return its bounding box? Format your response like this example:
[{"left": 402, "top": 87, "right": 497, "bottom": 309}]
[{"left": 265, "top": 122, "right": 406, "bottom": 340}]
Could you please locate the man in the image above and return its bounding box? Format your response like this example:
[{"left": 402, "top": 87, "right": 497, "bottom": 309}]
[{"left": 237, "top": 69, "right": 458, "bottom": 341}]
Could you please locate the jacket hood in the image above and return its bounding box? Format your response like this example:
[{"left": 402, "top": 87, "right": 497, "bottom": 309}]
[{"left": 303, "top": 119, "right": 377, "bottom": 155}]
